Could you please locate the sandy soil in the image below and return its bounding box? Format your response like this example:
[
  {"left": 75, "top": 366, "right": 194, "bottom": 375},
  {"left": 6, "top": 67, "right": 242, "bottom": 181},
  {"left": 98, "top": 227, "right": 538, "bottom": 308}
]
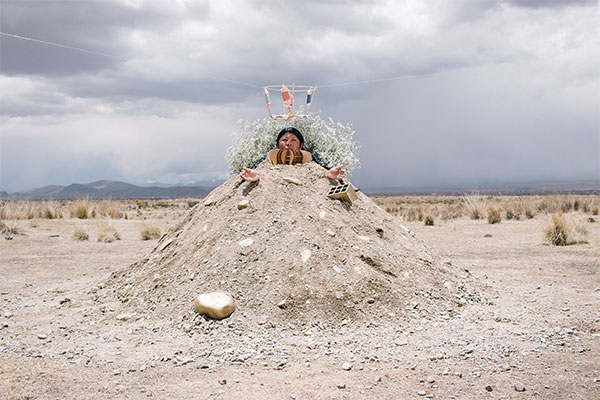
[{"left": 1, "top": 208, "right": 599, "bottom": 399}]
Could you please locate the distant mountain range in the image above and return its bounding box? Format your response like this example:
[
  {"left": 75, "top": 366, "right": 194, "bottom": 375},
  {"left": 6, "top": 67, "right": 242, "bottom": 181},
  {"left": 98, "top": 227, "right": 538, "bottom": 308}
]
[
  {"left": 0, "top": 180, "right": 217, "bottom": 200},
  {"left": 1, "top": 179, "right": 598, "bottom": 200}
]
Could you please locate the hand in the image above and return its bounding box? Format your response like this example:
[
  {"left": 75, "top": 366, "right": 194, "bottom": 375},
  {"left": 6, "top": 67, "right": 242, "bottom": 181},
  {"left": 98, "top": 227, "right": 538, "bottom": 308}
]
[
  {"left": 326, "top": 165, "right": 346, "bottom": 180},
  {"left": 240, "top": 168, "right": 260, "bottom": 182}
]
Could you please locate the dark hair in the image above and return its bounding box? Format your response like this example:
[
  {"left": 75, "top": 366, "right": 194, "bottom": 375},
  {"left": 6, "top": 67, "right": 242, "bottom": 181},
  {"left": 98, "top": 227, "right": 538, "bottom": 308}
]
[{"left": 276, "top": 127, "right": 304, "bottom": 145}]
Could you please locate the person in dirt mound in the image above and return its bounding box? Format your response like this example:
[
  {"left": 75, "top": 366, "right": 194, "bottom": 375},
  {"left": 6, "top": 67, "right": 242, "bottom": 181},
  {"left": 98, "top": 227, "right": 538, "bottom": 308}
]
[{"left": 239, "top": 127, "right": 346, "bottom": 182}]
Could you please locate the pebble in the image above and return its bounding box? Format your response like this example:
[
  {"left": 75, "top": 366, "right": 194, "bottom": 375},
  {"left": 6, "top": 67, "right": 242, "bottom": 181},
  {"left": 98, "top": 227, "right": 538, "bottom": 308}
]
[
  {"left": 116, "top": 313, "right": 134, "bottom": 321},
  {"left": 342, "top": 362, "right": 353, "bottom": 371},
  {"left": 238, "top": 238, "right": 253, "bottom": 247},
  {"left": 37, "top": 334, "right": 47, "bottom": 340},
  {"left": 283, "top": 177, "right": 302, "bottom": 185},
  {"left": 426, "top": 376, "right": 435, "bottom": 383},
  {"left": 237, "top": 200, "right": 249, "bottom": 210},
  {"left": 514, "top": 382, "right": 526, "bottom": 392},
  {"left": 417, "top": 390, "right": 426, "bottom": 396},
  {"left": 336, "top": 383, "right": 346, "bottom": 389},
  {"left": 485, "top": 385, "right": 493, "bottom": 392},
  {"left": 194, "top": 292, "right": 235, "bottom": 320},
  {"left": 301, "top": 250, "right": 312, "bottom": 263}
]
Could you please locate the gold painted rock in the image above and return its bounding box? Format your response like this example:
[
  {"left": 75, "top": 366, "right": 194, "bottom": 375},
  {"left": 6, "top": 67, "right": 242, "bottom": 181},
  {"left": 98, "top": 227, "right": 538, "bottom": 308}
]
[{"left": 194, "top": 292, "right": 235, "bottom": 320}]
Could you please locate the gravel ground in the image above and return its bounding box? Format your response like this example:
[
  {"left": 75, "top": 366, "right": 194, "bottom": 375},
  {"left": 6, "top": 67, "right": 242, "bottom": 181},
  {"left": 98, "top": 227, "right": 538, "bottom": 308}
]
[{"left": 1, "top": 206, "right": 599, "bottom": 399}]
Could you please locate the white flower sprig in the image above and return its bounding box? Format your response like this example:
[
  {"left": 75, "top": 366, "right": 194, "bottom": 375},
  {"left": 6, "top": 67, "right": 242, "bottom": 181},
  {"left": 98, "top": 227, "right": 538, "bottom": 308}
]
[{"left": 225, "top": 114, "right": 361, "bottom": 175}]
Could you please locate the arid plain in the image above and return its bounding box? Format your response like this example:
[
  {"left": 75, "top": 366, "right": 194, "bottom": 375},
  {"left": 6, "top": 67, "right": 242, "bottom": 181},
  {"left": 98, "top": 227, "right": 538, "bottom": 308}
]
[{"left": 1, "top": 195, "right": 599, "bottom": 399}]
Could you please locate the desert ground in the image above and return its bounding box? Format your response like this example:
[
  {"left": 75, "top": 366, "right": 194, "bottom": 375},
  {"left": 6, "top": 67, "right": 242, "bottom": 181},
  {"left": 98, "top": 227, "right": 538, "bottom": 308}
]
[{"left": 1, "top": 195, "right": 599, "bottom": 399}]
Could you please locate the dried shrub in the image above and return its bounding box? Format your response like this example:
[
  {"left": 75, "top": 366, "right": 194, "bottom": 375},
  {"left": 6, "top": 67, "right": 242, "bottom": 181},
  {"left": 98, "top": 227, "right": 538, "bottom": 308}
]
[
  {"left": 0, "top": 220, "right": 21, "bottom": 235},
  {"left": 141, "top": 224, "right": 161, "bottom": 240},
  {"left": 525, "top": 208, "right": 535, "bottom": 219},
  {"left": 424, "top": 215, "right": 434, "bottom": 226},
  {"left": 543, "top": 215, "right": 588, "bottom": 246},
  {"left": 487, "top": 206, "right": 502, "bottom": 224},
  {"left": 464, "top": 195, "right": 485, "bottom": 220},
  {"left": 72, "top": 227, "right": 89, "bottom": 241},
  {"left": 544, "top": 215, "right": 568, "bottom": 246},
  {"left": 97, "top": 200, "right": 123, "bottom": 218},
  {"left": 187, "top": 200, "right": 199, "bottom": 208},
  {"left": 69, "top": 199, "right": 94, "bottom": 219},
  {"left": 97, "top": 225, "right": 121, "bottom": 243}
]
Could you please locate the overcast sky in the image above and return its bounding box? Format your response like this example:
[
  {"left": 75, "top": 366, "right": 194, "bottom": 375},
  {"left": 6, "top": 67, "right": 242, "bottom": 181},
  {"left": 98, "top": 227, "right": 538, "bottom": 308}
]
[{"left": 1, "top": 0, "right": 598, "bottom": 193}]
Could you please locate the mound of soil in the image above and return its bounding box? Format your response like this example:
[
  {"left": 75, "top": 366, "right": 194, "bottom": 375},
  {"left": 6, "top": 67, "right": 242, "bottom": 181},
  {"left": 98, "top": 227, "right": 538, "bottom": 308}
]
[{"left": 104, "top": 161, "right": 483, "bottom": 328}]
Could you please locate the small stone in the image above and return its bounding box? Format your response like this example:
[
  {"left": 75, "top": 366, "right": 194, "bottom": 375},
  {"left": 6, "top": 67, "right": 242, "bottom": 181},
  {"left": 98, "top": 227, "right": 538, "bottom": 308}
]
[
  {"left": 277, "top": 300, "right": 287, "bottom": 309},
  {"left": 319, "top": 211, "right": 326, "bottom": 219},
  {"left": 485, "top": 385, "right": 493, "bottom": 392},
  {"left": 342, "top": 362, "right": 353, "bottom": 371},
  {"left": 336, "top": 383, "right": 346, "bottom": 389},
  {"left": 194, "top": 292, "right": 235, "bottom": 320},
  {"left": 283, "top": 177, "right": 302, "bottom": 185},
  {"left": 116, "top": 313, "right": 134, "bottom": 321},
  {"left": 366, "top": 298, "right": 375, "bottom": 304},
  {"left": 37, "top": 334, "right": 47, "bottom": 340},
  {"left": 417, "top": 390, "right": 426, "bottom": 396},
  {"left": 427, "top": 376, "right": 435, "bottom": 383},
  {"left": 113, "top": 369, "right": 121, "bottom": 376},
  {"left": 326, "top": 229, "right": 336, "bottom": 236},
  {"left": 218, "top": 379, "right": 227, "bottom": 385},
  {"left": 237, "top": 200, "right": 249, "bottom": 210},
  {"left": 332, "top": 266, "right": 341, "bottom": 273},
  {"left": 301, "top": 249, "right": 312, "bottom": 263},
  {"left": 238, "top": 238, "right": 254, "bottom": 247},
  {"left": 203, "top": 199, "right": 216, "bottom": 206},
  {"left": 514, "top": 382, "right": 526, "bottom": 392}
]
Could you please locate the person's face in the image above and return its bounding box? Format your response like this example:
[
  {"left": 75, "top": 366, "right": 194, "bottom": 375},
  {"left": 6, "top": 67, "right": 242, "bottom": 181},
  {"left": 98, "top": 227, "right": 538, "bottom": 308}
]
[{"left": 278, "top": 132, "right": 302, "bottom": 151}]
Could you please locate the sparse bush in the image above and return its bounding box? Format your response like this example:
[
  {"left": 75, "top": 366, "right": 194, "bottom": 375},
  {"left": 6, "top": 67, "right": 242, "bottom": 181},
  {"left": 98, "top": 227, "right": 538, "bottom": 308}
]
[
  {"left": 69, "top": 199, "right": 94, "bottom": 219},
  {"left": 0, "top": 220, "right": 21, "bottom": 235},
  {"left": 487, "top": 206, "right": 502, "bottom": 224},
  {"left": 544, "top": 215, "right": 568, "bottom": 246},
  {"left": 525, "top": 208, "right": 535, "bottom": 219},
  {"left": 141, "top": 224, "right": 161, "bottom": 240},
  {"left": 72, "top": 227, "right": 89, "bottom": 241},
  {"left": 424, "top": 215, "right": 434, "bottom": 226},
  {"left": 543, "top": 214, "right": 588, "bottom": 246},
  {"left": 153, "top": 201, "right": 171, "bottom": 209},
  {"left": 97, "top": 200, "right": 123, "bottom": 218},
  {"left": 464, "top": 195, "right": 485, "bottom": 220},
  {"left": 97, "top": 225, "right": 121, "bottom": 243},
  {"left": 187, "top": 200, "right": 199, "bottom": 208}
]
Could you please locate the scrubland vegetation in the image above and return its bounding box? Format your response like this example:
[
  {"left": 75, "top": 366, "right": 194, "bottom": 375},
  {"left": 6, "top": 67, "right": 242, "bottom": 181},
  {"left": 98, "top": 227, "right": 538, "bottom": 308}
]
[
  {"left": 373, "top": 194, "right": 599, "bottom": 223},
  {"left": 0, "top": 198, "right": 198, "bottom": 221},
  {"left": 1, "top": 195, "right": 597, "bottom": 246}
]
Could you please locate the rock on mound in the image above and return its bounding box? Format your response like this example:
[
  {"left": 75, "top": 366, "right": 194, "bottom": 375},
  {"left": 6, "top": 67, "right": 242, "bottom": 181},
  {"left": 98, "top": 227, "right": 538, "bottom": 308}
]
[{"left": 105, "top": 161, "right": 482, "bottom": 327}]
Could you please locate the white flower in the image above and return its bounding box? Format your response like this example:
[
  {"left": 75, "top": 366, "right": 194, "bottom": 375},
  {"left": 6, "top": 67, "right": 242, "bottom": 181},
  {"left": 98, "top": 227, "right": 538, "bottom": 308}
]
[{"left": 225, "top": 114, "right": 361, "bottom": 175}]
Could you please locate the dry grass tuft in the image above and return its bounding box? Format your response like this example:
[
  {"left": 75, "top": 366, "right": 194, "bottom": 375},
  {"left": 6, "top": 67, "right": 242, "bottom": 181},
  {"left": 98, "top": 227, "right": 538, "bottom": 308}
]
[
  {"left": 0, "top": 219, "right": 22, "bottom": 235},
  {"left": 487, "top": 206, "right": 502, "bottom": 224},
  {"left": 424, "top": 215, "right": 434, "bottom": 226},
  {"left": 97, "top": 225, "right": 121, "bottom": 243},
  {"left": 72, "top": 227, "right": 89, "bottom": 241},
  {"left": 543, "top": 214, "right": 588, "bottom": 246},
  {"left": 464, "top": 195, "right": 486, "bottom": 220},
  {"left": 96, "top": 200, "right": 123, "bottom": 218},
  {"left": 69, "top": 199, "right": 94, "bottom": 219},
  {"left": 141, "top": 224, "right": 161, "bottom": 240}
]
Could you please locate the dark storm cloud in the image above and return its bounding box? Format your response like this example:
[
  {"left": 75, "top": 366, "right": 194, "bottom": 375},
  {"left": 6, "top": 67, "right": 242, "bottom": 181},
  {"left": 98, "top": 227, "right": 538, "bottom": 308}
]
[
  {"left": 503, "top": 0, "right": 596, "bottom": 8},
  {"left": 0, "top": 1, "right": 598, "bottom": 192}
]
